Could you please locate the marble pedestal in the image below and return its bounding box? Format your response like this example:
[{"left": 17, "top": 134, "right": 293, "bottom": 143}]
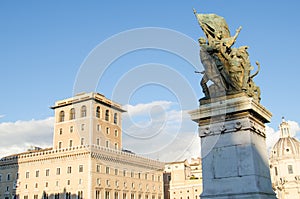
[{"left": 190, "top": 94, "right": 276, "bottom": 199}]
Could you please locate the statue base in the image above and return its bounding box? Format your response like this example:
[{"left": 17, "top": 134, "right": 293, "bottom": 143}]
[{"left": 190, "top": 93, "right": 276, "bottom": 199}]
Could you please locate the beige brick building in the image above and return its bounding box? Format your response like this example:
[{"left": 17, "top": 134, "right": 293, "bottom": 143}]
[
  {"left": 0, "top": 92, "right": 164, "bottom": 199},
  {"left": 164, "top": 158, "right": 202, "bottom": 199}
]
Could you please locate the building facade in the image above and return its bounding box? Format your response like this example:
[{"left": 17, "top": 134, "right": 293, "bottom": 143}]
[
  {"left": 164, "top": 158, "right": 202, "bottom": 199},
  {"left": 270, "top": 118, "right": 300, "bottom": 199},
  {"left": 0, "top": 92, "right": 164, "bottom": 199}
]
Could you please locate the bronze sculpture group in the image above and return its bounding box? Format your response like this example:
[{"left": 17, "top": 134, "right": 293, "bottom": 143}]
[{"left": 194, "top": 10, "right": 261, "bottom": 101}]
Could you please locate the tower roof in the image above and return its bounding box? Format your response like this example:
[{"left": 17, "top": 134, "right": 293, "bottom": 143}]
[{"left": 51, "top": 92, "right": 126, "bottom": 112}]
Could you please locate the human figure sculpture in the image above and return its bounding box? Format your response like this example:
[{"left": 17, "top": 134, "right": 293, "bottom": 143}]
[{"left": 194, "top": 9, "right": 261, "bottom": 101}]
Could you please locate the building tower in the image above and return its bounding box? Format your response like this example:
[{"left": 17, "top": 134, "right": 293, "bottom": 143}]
[
  {"left": 270, "top": 118, "right": 300, "bottom": 199},
  {"left": 1, "top": 92, "right": 164, "bottom": 199},
  {"left": 51, "top": 92, "right": 125, "bottom": 150}
]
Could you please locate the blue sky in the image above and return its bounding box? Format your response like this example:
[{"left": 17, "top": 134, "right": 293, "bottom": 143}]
[{"left": 1, "top": 1, "right": 300, "bottom": 160}]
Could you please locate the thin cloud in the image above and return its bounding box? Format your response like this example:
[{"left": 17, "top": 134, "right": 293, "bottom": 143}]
[
  {"left": 123, "top": 101, "right": 173, "bottom": 117},
  {"left": 122, "top": 100, "right": 199, "bottom": 162},
  {"left": 0, "top": 114, "right": 5, "bottom": 119},
  {"left": 0, "top": 117, "right": 54, "bottom": 158}
]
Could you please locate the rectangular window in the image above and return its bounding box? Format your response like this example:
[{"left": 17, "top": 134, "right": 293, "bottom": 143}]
[
  {"left": 106, "top": 167, "right": 110, "bottom": 174},
  {"left": 131, "top": 171, "right": 134, "bottom": 178},
  {"left": 96, "top": 190, "right": 101, "bottom": 199},
  {"left": 67, "top": 180, "right": 70, "bottom": 185},
  {"left": 274, "top": 167, "right": 278, "bottom": 176},
  {"left": 25, "top": 172, "right": 29, "bottom": 179},
  {"left": 78, "top": 191, "right": 83, "bottom": 199},
  {"left": 97, "top": 124, "right": 101, "bottom": 132},
  {"left": 67, "top": 166, "right": 72, "bottom": 174},
  {"left": 123, "top": 170, "right": 126, "bottom": 177},
  {"left": 45, "top": 182, "right": 48, "bottom": 187},
  {"left": 7, "top": 174, "right": 10, "bottom": 181},
  {"left": 46, "top": 169, "right": 50, "bottom": 176},
  {"left": 70, "top": 126, "right": 73, "bottom": 133},
  {"left": 96, "top": 165, "right": 101, "bottom": 173},
  {"left": 105, "top": 191, "right": 110, "bottom": 199},
  {"left": 79, "top": 165, "right": 84, "bottom": 172},
  {"left": 97, "top": 178, "right": 101, "bottom": 185},
  {"left": 123, "top": 193, "right": 127, "bottom": 199},
  {"left": 24, "top": 196, "right": 28, "bottom": 199},
  {"left": 56, "top": 168, "right": 61, "bottom": 175},
  {"left": 288, "top": 165, "right": 294, "bottom": 174},
  {"left": 81, "top": 138, "right": 84, "bottom": 145},
  {"left": 58, "top": 141, "right": 62, "bottom": 149},
  {"left": 35, "top": 170, "right": 39, "bottom": 177},
  {"left": 69, "top": 140, "right": 73, "bottom": 147},
  {"left": 0, "top": 174, "right": 2, "bottom": 182},
  {"left": 97, "top": 138, "right": 100, "bottom": 146},
  {"left": 81, "top": 124, "right": 85, "bottom": 131},
  {"left": 115, "top": 192, "right": 119, "bottom": 199},
  {"left": 115, "top": 169, "right": 118, "bottom": 175}
]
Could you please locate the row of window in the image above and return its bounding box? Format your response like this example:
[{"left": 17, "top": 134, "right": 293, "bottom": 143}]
[
  {"left": 102, "top": 190, "right": 161, "bottom": 199},
  {"left": 23, "top": 165, "right": 84, "bottom": 179},
  {"left": 0, "top": 170, "right": 161, "bottom": 183},
  {"left": 57, "top": 138, "right": 119, "bottom": 149},
  {"left": 0, "top": 173, "right": 14, "bottom": 182},
  {"left": 273, "top": 164, "right": 294, "bottom": 176},
  {"left": 24, "top": 178, "right": 84, "bottom": 189},
  {"left": 59, "top": 106, "right": 87, "bottom": 122},
  {"left": 58, "top": 124, "right": 119, "bottom": 137},
  {"left": 58, "top": 106, "right": 118, "bottom": 124},
  {"left": 100, "top": 166, "right": 160, "bottom": 182},
  {"left": 100, "top": 179, "right": 161, "bottom": 191}
]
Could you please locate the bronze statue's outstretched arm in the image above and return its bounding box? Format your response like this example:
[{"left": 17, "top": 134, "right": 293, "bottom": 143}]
[{"left": 224, "top": 26, "right": 242, "bottom": 49}]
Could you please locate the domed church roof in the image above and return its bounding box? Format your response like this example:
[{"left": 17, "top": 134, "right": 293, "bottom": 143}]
[{"left": 270, "top": 118, "right": 300, "bottom": 158}]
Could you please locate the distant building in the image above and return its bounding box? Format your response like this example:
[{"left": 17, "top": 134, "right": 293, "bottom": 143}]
[
  {"left": 0, "top": 92, "right": 164, "bottom": 199},
  {"left": 164, "top": 158, "right": 202, "bottom": 199},
  {"left": 270, "top": 118, "right": 300, "bottom": 199}
]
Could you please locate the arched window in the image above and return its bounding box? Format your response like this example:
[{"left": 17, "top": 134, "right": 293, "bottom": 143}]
[
  {"left": 114, "top": 143, "right": 118, "bottom": 150},
  {"left": 114, "top": 113, "right": 118, "bottom": 124},
  {"left": 59, "top": 111, "right": 65, "bottom": 122},
  {"left": 105, "top": 110, "right": 110, "bottom": 121},
  {"left": 81, "top": 105, "right": 87, "bottom": 117},
  {"left": 96, "top": 106, "right": 101, "bottom": 118},
  {"left": 69, "top": 108, "right": 75, "bottom": 120}
]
